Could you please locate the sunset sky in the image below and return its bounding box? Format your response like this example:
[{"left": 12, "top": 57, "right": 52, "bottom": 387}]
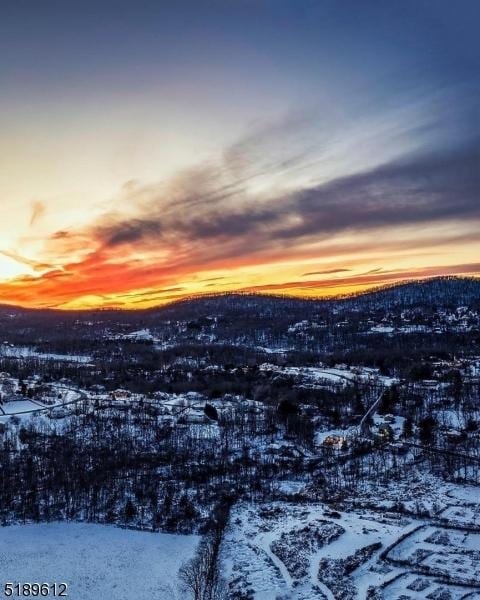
[{"left": 1, "top": 0, "right": 479, "bottom": 309}]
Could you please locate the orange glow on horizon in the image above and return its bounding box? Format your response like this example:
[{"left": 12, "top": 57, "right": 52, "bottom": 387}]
[{"left": 1, "top": 234, "right": 479, "bottom": 310}]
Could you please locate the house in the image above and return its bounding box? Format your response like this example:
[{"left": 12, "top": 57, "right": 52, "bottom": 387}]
[
  {"left": 322, "top": 435, "right": 346, "bottom": 450},
  {"left": 49, "top": 407, "right": 68, "bottom": 419},
  {"left": 375, "top": 424, "right": 394, "bottom": 441},
  {"left": 445, "top": 429, "right": 464, "bottom": 443},
  {"left": 383, "top": 414, "right": 396, "bottom": 424},
  {"left": 111, "top": 389, "right": 132, "bottom": 400}
]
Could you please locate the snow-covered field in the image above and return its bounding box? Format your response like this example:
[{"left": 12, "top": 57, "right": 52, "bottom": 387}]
[
  {"left": 0, "top": 399, "right": 43, "bottom": 414},
  {"left": 0, "top": 523, "right": 199, "bottom": 600},
  {"left": 259, "top": 363, "right": 398, "bottom": 387},
  {"left": 0, "top": 388, "right": 81, "bottom": 423},
  {"left": 222, "top": 482, "right": 480, "bottom": 600},
  {"left": 222, "top": 502, "right": 410, "bottom": 599},
  {"left": 0, "top": 345, "right": 92, "bottom": 363}
]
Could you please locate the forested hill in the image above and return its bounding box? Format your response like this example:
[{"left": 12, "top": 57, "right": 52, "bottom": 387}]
[
  {"left": 146, "top": 276, "right": 480, "bottom": 319},
  {"left": 335, "top": 276, "right": 480, "bottom": 311},
  {"left": 0, "top": 275, "right": 478, "bottom": 373},
  {"left": 0, "top": 276, "right": 479, "bottom": 325}
]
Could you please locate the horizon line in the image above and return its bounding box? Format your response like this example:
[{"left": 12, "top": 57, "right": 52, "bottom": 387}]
[{"left": 0, "top": 274, "right": 478, "bottom": 314}]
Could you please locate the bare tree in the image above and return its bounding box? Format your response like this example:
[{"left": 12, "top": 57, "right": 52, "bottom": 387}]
[{"left": 178, "top": 534, "right": 227, "bottom": 600}]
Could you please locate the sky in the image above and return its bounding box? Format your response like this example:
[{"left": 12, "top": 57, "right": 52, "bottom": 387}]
[{"left": 0, "top": 0, "right": 479, "bottom": 309}]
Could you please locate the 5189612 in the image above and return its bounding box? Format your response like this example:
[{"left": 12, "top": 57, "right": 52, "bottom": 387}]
[{"left": 4, "top": 583, "right": 68, "bottom": 597}]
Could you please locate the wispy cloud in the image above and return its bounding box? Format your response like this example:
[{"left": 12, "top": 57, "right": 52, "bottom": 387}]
[
  {"left": 1, "top": 108, "right": 480, "bottom": 308},
  {"left": 29, "top": 201, "right": 46, "bottom": 227},
  {"left": 0, "top": 249, "right": 56, "bottom": 273},
  {"left": 302, "top": 268, "right": 351, "bottom": 277},
  {"left": 241, "top": 263, "right": 480, "bottom": 294},
  {"left": 89, "top": 136, "right": 480, "bottom": 268}
]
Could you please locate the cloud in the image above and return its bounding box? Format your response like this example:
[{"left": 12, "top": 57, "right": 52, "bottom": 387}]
[
  {"left": 102, "top": 219, "right": 164, "bottom": 247},
  {"left": 0, "top": 250, "right": 56, "bottom": 273},
  {"left": 302, "top": 268, "right": 351, "bottom": 276},
  {"left": 279, "top": 142, "right": 480, "bottom": 241},
  {"left": 29, "top": 201, "right": 46, "bottom": 227},
  {"left": 200, "top": 276, "right": 225, "bottom": 282},
  {"left": 2, "top": 110, "right": 480, "bottom": 308},
  {"left": 241, "top": 262, "right": 480, "bottom": 294},
  {"left": 90, "top": 137, "right": 480, "bottom": 271}
]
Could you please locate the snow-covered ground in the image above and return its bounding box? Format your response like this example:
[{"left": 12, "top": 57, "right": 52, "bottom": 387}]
[
  {"left": 0, "top": 522, "right": 199, "bottom": 600},
  {"left": 222, "top": 502, "right": 412, "bottom": 600},
  {"left": 447, "top": 484, "right": 480, "bottom": 504},
  {"left": 0, "top": 345, "right": 92, "bottom": 363},
  {"left": 259, "top": 364, "right": 398, "bottom": 387},
  {"left": 223, "top": 480, "right": 480, "bottom": 600},
  {"left": 0, "top": 399, "right": 43, "bottom": 414},
  {"left": 0, "top": 388, "right": 82, "bottom": 422}
]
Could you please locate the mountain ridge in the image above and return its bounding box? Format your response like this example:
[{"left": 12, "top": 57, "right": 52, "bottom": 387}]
[{"left": 0, "top": 275, "right": 479, "bottom": 316}]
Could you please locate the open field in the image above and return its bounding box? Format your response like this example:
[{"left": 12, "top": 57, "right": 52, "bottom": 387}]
[{"left": 0, "top": 523, "right": 199, "bottom": 600}]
